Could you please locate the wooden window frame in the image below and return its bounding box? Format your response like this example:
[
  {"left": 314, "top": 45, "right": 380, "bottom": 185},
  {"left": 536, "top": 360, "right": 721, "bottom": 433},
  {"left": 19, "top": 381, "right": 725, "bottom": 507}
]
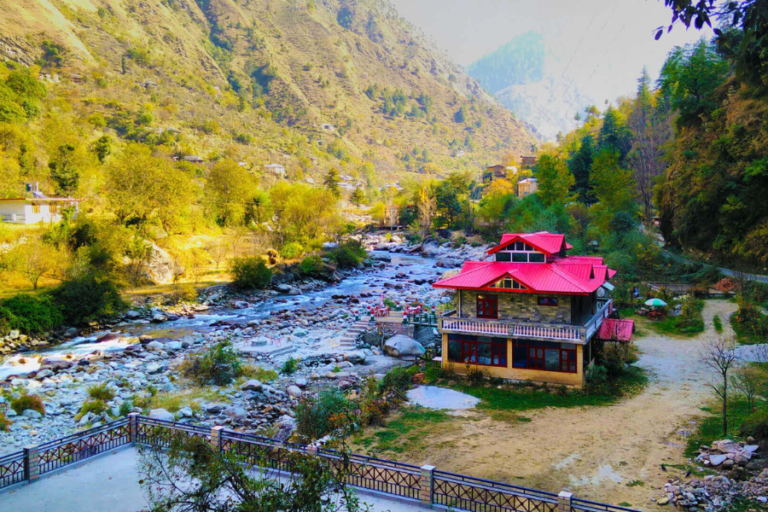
[
  {"left": 513, "top": 341, "right": 577, "bottom": 373},
  {"left": 476, "top": 294, "right": 498, "bottom": 319},
  {"left": 538, "top": 296, "right": 559, "bottom": 306},
  {"left": 448, "top": 335, "right": 507, "bottom": 367}
]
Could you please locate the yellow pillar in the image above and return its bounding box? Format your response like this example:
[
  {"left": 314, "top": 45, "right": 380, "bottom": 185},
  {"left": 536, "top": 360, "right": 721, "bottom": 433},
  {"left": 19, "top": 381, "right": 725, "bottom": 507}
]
[
  {"left": 507, "top": 338, "right": 513, "bottom": 368},
  {"left": 441, "top": 334, "right": 448, "bottom": 368}
]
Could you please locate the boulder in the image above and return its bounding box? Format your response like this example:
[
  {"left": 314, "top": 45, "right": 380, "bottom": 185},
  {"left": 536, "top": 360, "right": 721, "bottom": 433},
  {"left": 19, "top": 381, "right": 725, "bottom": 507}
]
[
  {"left": 146, "top": 341, "right": 164, "bottom": 352},
  {"left": 345, "top": 351, "right": 367, "bottom": 365},
  {"left": 286, "top": 385, "right": 303, "bottom": 398},
  {"left": 177, "top": 407, "right": 194, "bottom": 418},
  {"left": 384, "top": 335, "right": 426, "bottom": 358},
  {"left": 149, "top": 408, "right": 175, "bottom": 422},
  {"left": 294, "top": 377, "right": 308, "bottom": 388},
  {"left": 240, "top": 379, "right": 263, "bottom": 392},
  {"left": 147, "top": 243, "right": 177, "bottom": 285},
  {"left": 21, "top": 409, "right": 42, "bottom": 419}
]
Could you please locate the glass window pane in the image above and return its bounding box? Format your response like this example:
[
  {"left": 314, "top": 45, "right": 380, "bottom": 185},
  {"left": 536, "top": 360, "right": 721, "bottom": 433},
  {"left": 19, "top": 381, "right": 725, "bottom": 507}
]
[
  {"left": 545, "top": 349, "right": 560, "bottom": 371},
  {"left": 496, "top": 252, "right": 511, "bottom": 262},
  {"left": 515, "top": 241, "right": 524, "bottom": 250},
  {"left": 529, "top": 253, "right": 545, "bottom": 263},
  {"left": 514, "top": 344, "right": 527, "bottom": 368},
  {"left": 512, "top": 253, "right": 527, "bottom": 262}
]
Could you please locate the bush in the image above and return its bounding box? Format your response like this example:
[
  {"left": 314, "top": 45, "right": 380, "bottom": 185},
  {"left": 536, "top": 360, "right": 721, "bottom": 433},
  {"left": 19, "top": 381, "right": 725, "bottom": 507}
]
[
  {"left": 329, "top": 240, "right": 367, "bottom": 268},
  {"left": 466, "top": 366, "right": 486, "bottom": 386},
  {"left": 75, "top": 399, "right": 108, "bottom": 421},
  {"left": 586, "top": 365, "right": 608, "bottom": 385},
  {"left": 0, "top": 294, "right": 63, "bottom": 334},
  {"left": 378, "top": 366, "right": 418, "bottom": 395},
  {"left": 229, "top": 257, "right": 272, "bottom": 290},
  {"left": 713, "top": 314, "right": 723, "bottom": 333},
  {"left": 740, "top": 411, "right": 768, "bottom": 440},
  {"left": 119, "top": 401, "right": 134, "bottom": 417},
  {"left": 295, "top": 389, "right": 354, "bottom": 440},
  {"left": 281, "top": 357, "right": 299, "bottom": 375},
  {"left": 10, "top": 393, "right": 45, "bottom": 416},
  {"left": 0, "top": 411, "right": 11, "bottom": 432},
  {"left": 298, "top": 255, "right": 333, "bottom": 279},
  {"left": 88, "top": 383, "right": 115, "bottom": 401},
  {"left": 280, "top": 242, "right": 304, "bottom": 259},
  {"left": 180, "top": 341, "right": 243, "bottom": 385},
  {"left": 51, "top": 275, "right": 124, "bottom": 325},
  {"left": 601, "top": 345, "right": 626, "bottom": 378}
]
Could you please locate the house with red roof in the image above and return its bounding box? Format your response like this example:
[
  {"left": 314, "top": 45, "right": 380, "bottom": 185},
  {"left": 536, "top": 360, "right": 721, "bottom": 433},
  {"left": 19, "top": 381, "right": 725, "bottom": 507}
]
[{"left": 432, "top": 231, "right": 631, "bottom": 388}]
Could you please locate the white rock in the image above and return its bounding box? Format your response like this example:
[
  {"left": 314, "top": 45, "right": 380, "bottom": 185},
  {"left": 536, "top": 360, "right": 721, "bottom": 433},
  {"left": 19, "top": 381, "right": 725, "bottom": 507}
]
[
  {"left": 149, "top": 408, "right": 175, "bottom": 422},
  {"left": 286, "top": 385, "right": 303, "bottom": 398}
]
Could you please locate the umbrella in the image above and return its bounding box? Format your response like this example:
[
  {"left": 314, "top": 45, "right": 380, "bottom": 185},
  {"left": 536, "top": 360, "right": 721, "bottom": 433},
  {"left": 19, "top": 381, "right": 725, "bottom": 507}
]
[{"left": 644, "top": 298, "right": 668, "bottom": 307}]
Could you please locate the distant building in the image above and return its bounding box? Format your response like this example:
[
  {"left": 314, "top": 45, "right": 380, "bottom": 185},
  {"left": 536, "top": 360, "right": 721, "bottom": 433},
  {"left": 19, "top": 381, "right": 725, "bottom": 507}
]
[
  {"left": 483, "top": 165, "right": 518, "bottom": 184},
  {"left": 518, "top": 177, "right": 538, "bottom": 197},
  {"left": 321, "top": 123, "right": 335, "bottom": 132},
  {"left": 381, "top": 204, "right": 400, "bottom": 228},
  {"left": 0, "top": 197, "right": 81, "bottom": 224},
  {"left": 183, "top": 155, "right": 204, "bottom": 164},
  {"left": 520, "top": 155, "right": 537, "bottom": 167},
  {"left": 265, "top": 163, "right": 286, "bottom": 177}
]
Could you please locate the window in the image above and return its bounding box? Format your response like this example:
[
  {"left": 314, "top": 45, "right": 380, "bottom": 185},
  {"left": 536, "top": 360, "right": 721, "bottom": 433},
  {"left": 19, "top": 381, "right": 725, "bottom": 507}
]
[
  {"left": 448, "top": 335, "right": 507, "bottom": 367},
  {"left": 490, "top": 277, "right": 525, "bottom": 290},
  {"left": 496, "top": 252, "right": 511, "bottom": 262},
  {"left": 538, "top": 297, "right": 559, "bottom": 306},
  {"left": 49, "top": 204, "right": 58, "bottom": 214},
  {"left": 512, "top": 253, "right": 527, "bottom": 262},
  {"left": 512, "top": 341, "right": 576, "bottom": 373},
  {"left": 528, "top": 253, "right": 545, "bottom": 263},
  {"left": 476, "top": 294, "right": 498, "bottom": 318},
  {"left": 32, "top": 204, "right": 41, "bottom": 214}
]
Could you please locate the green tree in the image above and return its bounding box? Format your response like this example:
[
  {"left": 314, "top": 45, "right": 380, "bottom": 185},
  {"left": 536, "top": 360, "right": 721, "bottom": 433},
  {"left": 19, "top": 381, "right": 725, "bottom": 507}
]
[
  {"left": 104, "top": 144, "right": 194, "bottom": 233},
  {"left": 270, "top": 182, "right": 341, "bottom": 247},
  {"left": 350, "top": 186, "right": 366, "bottom": 206},
  {"left": 590, "top": 150, "right": 637, "bottom": 233},
  {"left": 598, "top": 105, "right": 632, "bottom": 163},
  {"left": 657, "top": 38, "right": 729, "bottom": 129},
  {"left": 535, "top": 154, "right": 574, "bottom": 207},
  {"left": 91, "top": 135, "right": 112, "bottom": 163},
  {"left": 569, "top": 134, "right": 595, "bottom": 204},
  {"left": 206, "top": 160, "right": 258, "bottom": 226},
  {"left": 454, "top": 105, "right": 467, "bottom": 123},
  {"left": 48, "top": 143, "right": 80, "bottom": 195},
  {"left": 324, "top": 168, "right": 341, "bottom": 197}
]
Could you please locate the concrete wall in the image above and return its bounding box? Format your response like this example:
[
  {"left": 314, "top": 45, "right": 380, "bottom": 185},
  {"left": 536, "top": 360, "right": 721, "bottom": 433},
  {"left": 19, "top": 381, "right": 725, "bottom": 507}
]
[
  {"left": 459, "top": 290, "right": 572, "bottom": 324},
  {"left": 441, "top": 334, "right": 586, "bottom": 388},
  {"left": 0, "top": 202, "right": 67, "bottom": 224}
]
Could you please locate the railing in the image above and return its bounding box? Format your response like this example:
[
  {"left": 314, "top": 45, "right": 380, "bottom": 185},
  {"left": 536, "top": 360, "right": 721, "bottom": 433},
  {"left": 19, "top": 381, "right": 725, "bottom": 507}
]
[
  {"left": 440, "top": 299, "right": 613, "bottom": 343},
  {"left": 0, "top": 415, "right": 643, "bottom": 512},
  {"left": 433, "top": 470, "right": 560, "bottom": 512},
  {"left": 406, "top": 311, "right": 438, "bottom": 327}
]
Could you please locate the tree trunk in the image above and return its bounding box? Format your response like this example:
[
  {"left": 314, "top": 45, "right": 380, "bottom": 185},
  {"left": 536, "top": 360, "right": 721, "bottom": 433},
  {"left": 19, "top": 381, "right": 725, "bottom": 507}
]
[{"left": 723, "top": 387, "right": 728, "bottom": 436}]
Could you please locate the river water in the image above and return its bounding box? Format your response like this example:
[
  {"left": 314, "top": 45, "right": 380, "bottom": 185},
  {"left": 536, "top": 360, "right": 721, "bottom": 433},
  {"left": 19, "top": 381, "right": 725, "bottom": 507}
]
[{"left": 0, "top": 252, "right": 441, "bottom": 380}]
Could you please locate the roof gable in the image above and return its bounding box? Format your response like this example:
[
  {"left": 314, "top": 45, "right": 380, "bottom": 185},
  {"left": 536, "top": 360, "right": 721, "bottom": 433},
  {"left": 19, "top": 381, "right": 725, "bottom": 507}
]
[{"left": 488, "top": 231, "right": 566, "bottom": 256}]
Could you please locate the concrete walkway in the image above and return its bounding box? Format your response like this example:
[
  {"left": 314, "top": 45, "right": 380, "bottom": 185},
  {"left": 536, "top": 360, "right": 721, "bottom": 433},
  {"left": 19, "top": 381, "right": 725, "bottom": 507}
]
[{"left": 0, "top": 448, "right": 433, "bottom": 512}]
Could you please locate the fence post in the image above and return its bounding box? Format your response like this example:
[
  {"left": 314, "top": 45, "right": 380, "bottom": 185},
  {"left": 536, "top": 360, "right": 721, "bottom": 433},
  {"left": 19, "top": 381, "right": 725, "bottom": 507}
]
[
  {"left": 420, "top": 465, "right": 435, "bottom": 507},
  {"left": 307, "top": 445, "right": 318, "bottom": 457},
  {"left": 558, "top": 491, "right": 573, "bottom": 512},
  {"left": 128, "top": 413, "right": 139, "bottom": 443},
  {"left": 211, "top": 426, "right": 224, "bottom": 452},
  {"left": 23, "top": 445, "right": 39, "bottom": 482}
]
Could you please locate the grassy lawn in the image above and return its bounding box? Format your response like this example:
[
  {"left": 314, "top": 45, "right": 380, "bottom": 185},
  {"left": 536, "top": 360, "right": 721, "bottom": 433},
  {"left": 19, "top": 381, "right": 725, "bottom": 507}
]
[
  {"left": 422, "top": 365, "right": 647, "bottom": 412},
  {"left": 355, "top": 406, "right": 453, "bottom": 455},
  {"left": 683, "top": 399, "right": 754, "bottom": 459}
]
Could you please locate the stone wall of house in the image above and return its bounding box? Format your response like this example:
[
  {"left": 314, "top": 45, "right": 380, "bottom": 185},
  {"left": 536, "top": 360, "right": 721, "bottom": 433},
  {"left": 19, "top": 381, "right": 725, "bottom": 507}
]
[{"left": 458, "top": 290, "right": 572, "bottom": 324}]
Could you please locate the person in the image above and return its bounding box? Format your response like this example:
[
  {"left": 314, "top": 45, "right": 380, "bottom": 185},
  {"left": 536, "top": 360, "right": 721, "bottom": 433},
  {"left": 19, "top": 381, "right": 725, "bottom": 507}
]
[{"left": 632, "top": 286, "right": 640, "bottom": 299}]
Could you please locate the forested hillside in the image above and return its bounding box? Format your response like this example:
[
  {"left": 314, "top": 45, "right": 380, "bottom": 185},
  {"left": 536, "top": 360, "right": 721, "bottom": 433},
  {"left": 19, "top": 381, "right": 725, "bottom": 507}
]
[{"left": 0, "top": 0, "right": 536, "bottom": 200}]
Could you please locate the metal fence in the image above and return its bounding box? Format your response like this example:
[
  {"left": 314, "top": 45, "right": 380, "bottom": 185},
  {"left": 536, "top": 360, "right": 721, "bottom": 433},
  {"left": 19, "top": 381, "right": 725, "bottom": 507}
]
[{"left": 0, "top": 415, "right": 644, "bottom": 512}]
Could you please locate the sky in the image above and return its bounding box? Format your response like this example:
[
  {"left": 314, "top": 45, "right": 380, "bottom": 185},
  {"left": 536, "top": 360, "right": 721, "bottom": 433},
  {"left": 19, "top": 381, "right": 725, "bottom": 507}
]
[{"left": 389, "top": 0, "right": 713, "bottom": 107}]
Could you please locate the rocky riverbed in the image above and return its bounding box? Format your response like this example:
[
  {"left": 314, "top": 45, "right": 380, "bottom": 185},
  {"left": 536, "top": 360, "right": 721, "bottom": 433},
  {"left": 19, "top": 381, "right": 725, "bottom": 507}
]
[{"left": 0, "top": 234, "right": 488, "bottom": 454}]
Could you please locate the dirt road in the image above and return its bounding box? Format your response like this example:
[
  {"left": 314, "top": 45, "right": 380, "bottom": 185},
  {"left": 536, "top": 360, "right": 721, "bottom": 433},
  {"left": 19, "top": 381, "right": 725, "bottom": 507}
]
[{"left": 396, "top": 300, "right": 739, "bottom": 509}]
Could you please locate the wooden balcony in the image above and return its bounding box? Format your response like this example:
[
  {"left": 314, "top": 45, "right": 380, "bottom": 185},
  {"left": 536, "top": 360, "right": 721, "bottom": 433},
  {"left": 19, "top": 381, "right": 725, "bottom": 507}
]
[{"left": 439, "top": 299, "right": 613, "bottom": 344}]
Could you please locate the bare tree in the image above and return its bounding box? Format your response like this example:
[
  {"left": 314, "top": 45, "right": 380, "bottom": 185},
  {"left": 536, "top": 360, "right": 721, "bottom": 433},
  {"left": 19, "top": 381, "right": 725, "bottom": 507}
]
[
  {"left": 416, "top": 186, "right": 436, "bottom": 238},
  {"left": 701, "top": 338, "right": 740, "bottom": 436}
]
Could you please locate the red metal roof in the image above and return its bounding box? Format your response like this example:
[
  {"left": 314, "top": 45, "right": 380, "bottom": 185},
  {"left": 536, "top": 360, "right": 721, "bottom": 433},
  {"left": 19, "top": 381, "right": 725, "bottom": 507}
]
[
  {"left": 433, "top": 233, "right": 617, "bottom": 295},
  {"left": 487, "top": 231, "right": 567, "bottom": 256},
  {"left": 596, "top": 318, "right": 634, "bottom": 342}
]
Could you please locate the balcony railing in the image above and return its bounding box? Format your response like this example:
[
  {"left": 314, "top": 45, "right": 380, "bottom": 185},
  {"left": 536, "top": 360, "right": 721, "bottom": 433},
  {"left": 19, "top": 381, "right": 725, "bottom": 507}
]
[{"left": 439, "top": 298, "right": 612, "bottom": 343}]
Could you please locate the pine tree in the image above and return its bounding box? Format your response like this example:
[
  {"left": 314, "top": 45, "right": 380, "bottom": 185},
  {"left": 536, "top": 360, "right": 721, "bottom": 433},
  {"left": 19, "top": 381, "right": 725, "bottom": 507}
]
[
  {"left": 350, "top": 186, "right": 366, "bottom": 206},
  {"left": 569, "top": 135, "right": 595, "bottom": 204},
  {"left": 536, "top": 154, "right": 574, "bottom": 207},
  {"left": 598, "top": 106, "right": 631, "bottom": 164},
  {"left": 324, "top": 168, "right": 341, "bottom": 197}
]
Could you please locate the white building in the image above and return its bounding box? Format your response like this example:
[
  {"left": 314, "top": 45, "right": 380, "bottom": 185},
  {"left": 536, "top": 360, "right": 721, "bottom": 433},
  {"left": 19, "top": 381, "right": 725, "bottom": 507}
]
[
  {"left": 0, "top": 198, "right": 81, "bottom": 224},
  {"left": 518, "top": 177, "right": 539, "bottom": 197},
  {"left": 265, "top": 163, "right": 286, "bottom": 177}
]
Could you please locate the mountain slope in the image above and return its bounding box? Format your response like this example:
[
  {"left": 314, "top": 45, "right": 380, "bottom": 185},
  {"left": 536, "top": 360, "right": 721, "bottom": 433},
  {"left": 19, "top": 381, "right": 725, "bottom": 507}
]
[
  {"left": 0, "top": 0, "right": 536, "bottom": 183},
  {"left": 466, "top": 31, "right": 593, "bottom": 141}
]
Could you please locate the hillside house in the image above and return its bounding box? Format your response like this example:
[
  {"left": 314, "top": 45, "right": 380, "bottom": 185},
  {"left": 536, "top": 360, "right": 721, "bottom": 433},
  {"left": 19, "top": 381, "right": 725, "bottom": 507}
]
[
  {"left": 0, "top": 197, "right": 80, "bottom": 224},
  {"left": 483, "top": 164, "right": 518, "bottom": 184},
  {"left": 518, "top": 177, "right": 538, "bottom": 197},
  {"left": 183, "top": 155, "right": 204, "bottom": 164},
  {"left": 265, "top": 163, "right": 286, "bottom": 177},
  {"left": 433, "top": 231, "right": 631, "bottom": 388},
  {"left": 520, "top": 155, "right": 537, "bottom": 167}
]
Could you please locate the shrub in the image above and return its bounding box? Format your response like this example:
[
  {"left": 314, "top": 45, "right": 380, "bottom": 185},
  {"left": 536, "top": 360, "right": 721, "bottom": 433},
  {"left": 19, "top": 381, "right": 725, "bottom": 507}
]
[
  {"left": 586, "top": 365, "right": 608, "bottom": 384},
  {"left": 466, "top": 366, "right": 486, "bottom": 386},
  {"left": 378, "top": 366, "right": 417, "bottom": 395},
  {"left": 10, "top": 393, "right": 45, "bottom": 416},
  {"left": 281, "top": 357, "right": 299, "bottom": 375},
  {"left": 0, "top": 411, "right": 11, "bottom": 432},
  {"left": 51, "top": 275, "right": 124, "bottom": 325},
  {"left": 295, "top": 389, "right": 354, "bottom": 440},
  {"left": 229, "top": 257, "right": 272, "bottom": 290},
  {"left": 180, "top": 341, "right": 243, "bottom": 386},
  {"left": 298, "top": 255, "right": 333, "bottom": 279},
  {"left": 119, "top": 401, "right": 134, "bottom": 417},
  {"left": 280, "top": 242, "right": 304, "bottom": 259},
  {"left": 329, "top": 240, "right": 367, "bottom": 268},
  {"left": 75, "top": 399, "right": 108, "bottom": 421},
  {"left": 88, "top": 383, "right": 115, "bottom": 401},
  {"left": 0, "top": 294, "right": 63, "bottom": 334},
  {"left": 713, "top": 314, "right": 723, "bottom": 333},
  {"left": 600, "top": 344, "right": 627, "bottom": 378},
  {"left": 740, "top": 411, "right": 768, "bottom": 440}
]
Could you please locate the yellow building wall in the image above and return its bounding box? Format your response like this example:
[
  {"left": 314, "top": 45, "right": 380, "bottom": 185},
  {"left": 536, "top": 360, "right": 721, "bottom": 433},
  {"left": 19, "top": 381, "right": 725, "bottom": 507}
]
[{"left": 441, "top": 334, "right": 586, "bottom": 388}]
